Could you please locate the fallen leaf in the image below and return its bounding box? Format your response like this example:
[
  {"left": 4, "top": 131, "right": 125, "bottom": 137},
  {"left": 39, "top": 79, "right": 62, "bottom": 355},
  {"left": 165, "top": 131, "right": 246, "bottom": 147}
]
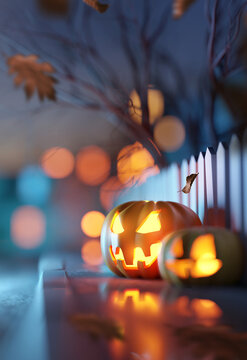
[
  {"left": 172, "top": 324, "right": 247, "bottom": 360},
  {"left": 39, "top": 0, "right": 68, "bottom": 15},
  {"left": 69, "top": 313, "right": 124, "bottom": 340},
  {"left": 7, "top": 54, "right": 57, "bottom": 101},
  {"left": 179, "top": 172, "right": 199, "bottom": 194},
  {"left": 173, "top": 0, "right": 197, "bottom": 19},
  {"left": 83, "top": 0, "right": 109, "bottom": 13}
]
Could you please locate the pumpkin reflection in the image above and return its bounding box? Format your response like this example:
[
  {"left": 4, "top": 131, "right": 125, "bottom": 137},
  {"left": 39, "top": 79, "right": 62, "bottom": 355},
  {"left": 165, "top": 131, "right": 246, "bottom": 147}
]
[
  {"left": 171, "top": 296, "right": 222, "bottom": 321},
  {"left": 108, "top": 289, "right": 165, "bottom": 360},
  {"left": 111, "top": 289, "right": 160, "bottom": 315}
]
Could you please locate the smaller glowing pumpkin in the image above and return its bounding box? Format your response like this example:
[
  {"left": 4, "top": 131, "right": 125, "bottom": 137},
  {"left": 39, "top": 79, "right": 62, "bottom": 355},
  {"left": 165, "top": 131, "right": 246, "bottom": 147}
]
[
  {"left": 100, "top": 201, "right": 202, "bottom": 279},
  {"left": 158, "top": 227, "right": 244, "bottom": 286}
]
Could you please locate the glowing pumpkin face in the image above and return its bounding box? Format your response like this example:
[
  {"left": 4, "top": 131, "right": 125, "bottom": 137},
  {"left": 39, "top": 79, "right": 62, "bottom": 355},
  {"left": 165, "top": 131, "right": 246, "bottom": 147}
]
[
  {"left": 101, "top": 201, "right": 202, "bottom": 278},
  {"left": 158, "top": 227, "right": 244, "bottom": 285}
]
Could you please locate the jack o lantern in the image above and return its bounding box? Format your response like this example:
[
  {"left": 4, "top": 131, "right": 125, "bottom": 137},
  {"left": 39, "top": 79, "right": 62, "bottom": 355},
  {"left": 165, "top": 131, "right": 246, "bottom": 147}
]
[
  {"left": 158, "top": 227, "right": 244, "bottom": 285},
  {"left": 100, "top": 201, "right": 201, "bottom": 278}
]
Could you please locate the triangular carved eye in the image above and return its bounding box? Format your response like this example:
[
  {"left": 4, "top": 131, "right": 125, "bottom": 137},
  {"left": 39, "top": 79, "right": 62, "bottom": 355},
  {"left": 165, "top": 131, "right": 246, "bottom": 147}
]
[
  {"left": 190, "top": 234, "right": 217, "bottom": 260},
  {"left": 136, "top": 211, "right": 161, "bottom": 234},
  {"left": 111, "top": 212, "right": 124, "bottom": 234}
]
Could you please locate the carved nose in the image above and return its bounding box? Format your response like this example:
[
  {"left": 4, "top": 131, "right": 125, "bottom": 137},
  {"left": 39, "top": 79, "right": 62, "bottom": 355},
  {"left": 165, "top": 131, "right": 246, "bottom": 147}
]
[{"left": 118, "top": 237, "right": 134, "bottom": 265}]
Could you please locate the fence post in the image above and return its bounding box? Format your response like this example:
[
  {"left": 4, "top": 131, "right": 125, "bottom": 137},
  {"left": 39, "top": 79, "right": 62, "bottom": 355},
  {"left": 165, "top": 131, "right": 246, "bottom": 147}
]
[
  {"left": 205, "top": 147, "right": 217, "bottom": 225},
  {"left": 229, "top": 135, "right": 242, "bottom": 233},
  {"left": 198, "top": 152, "right": 206, "bottom": 223},
  {"left": 216, "top": 142, "right": 230, "bottom": 227}
]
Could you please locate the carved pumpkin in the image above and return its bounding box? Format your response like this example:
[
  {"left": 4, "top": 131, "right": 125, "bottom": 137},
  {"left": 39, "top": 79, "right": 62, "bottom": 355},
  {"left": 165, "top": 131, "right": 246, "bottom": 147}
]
[
  {"left": 100, "top": 201, "right": 201, "bottom": 278},
  {"left": 158, "top": 227, "right": 244, "bottom": 285}
]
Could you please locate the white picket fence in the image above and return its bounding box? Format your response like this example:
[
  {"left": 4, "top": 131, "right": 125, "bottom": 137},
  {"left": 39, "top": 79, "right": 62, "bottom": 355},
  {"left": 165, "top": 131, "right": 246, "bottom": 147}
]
[{"left": 115, "top": 132, "right": 247, "bottom": 246}]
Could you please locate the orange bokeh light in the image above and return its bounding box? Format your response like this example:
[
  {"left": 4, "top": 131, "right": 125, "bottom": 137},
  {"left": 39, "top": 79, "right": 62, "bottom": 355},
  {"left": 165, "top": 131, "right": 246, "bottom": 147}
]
[
  {"left": 100, "top": 177, "right": 124, "bottom": 211},
  {"left": 76, "top": 146, "right": 111, "bottom": 186},
  {"left": 154, "top": 116, "right": 185, "bottom": 152},
  {"left": 129, "top": 88, "right": 164, "bottom": 124},
  {"left": 81, "top": 240, "right": 103, "bottom": 266},
  {"left": 41, "top": 147, "right": 75, "bottom": 179},
  {"left": 81, "top": 211, "right": 105, "bottom": 237},
  {"left": 11, "top": 206, "right": 46, "bottom": 249},
  {"left": 117, "top": 142, "right": 159, "bottom": 185}
]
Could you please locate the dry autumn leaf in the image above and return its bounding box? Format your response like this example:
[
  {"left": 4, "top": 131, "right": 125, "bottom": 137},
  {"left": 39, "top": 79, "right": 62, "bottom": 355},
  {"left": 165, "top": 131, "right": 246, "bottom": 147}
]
[
  {"left": 7, "top": 54, "right": 57, "bottom": 101},
  {"left": 83, "top": 0, "right": 109, "bottom": 13},
  {"left": 173, "top": 0, "right": 197, "bottom": 19},
  {"left": 179, "top": 172, "right": 199, "bottom": 194},
  {"left": 69, "top": 313, "right": 124, "bottom": 340},
  {"left": 172, "top": 324, "right": 247, "bottom": 360}
]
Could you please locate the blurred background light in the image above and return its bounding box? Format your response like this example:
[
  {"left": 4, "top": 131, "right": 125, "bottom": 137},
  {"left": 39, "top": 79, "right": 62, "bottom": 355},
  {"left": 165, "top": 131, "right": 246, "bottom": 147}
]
[
  {"left": 81, "top": 239, "right": 103, "bottom": 266},
  {"left": 100, "top": 176, "right": 124, "bottom": 211},
  {"left": 41, "top": 147, "right": 75, "bottom": 179},
  {"left": 81, "top": 211, "right": 105, "bottom": 238},
  {"left": 17, "top": 165, "right": 51, "bottom": 205},
  {"left": 117, "top": 142, "right": 159, "bottom": 185},
  {"left": 11, "top": 206, "right": 46, "bottom": 249},
  {"left": 154, "top": 116, "right": 186, "bottom": 152},
  {"left": 76, "top": 146, "right": 111, "bottom": 186},
  {"left": 129, "top": 88, "right": 164, "bottom": 124}
]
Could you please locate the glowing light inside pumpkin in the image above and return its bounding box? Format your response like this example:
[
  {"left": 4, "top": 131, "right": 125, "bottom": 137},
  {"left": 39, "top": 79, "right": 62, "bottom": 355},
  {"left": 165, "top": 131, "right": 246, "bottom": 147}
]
[
  {"left": 81, "top": 211, "right": 105, "bottom": 238},
  {"left": 41, "top": 147, "right": 75, "bottom": 179},
  {"left": 170, "top": 237, "right": 184, "bottom": 257},
  {"left": 112, "top": 289, "right": 160, "bottom": 314},
  {"left": 111, "top": 212, "right": 124, "bottom": 234},
  {"left": 190, "top": 234, "right": 223, "bottom": 277},
  {"left": 136, "top": 210, "right": 161, "bottom": 234},
  {"left": 110, "top": 242, "right": 162, "bottom": 269},
  {"left": 166, "top": 234, "right": 223, "bottom": 279},
  {"left": 81, "top": 240, "right": 103, "bottom": 266},
  {"left": 76, "top": 146, "right": 111, "bottom": 186}
]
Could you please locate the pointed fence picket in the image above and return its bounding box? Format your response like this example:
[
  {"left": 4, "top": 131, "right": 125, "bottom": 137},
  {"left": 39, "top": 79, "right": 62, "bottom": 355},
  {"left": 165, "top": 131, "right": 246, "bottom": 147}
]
[
  {"left": 229, "top": 136, "right": 242, "bottom": 233},
  {"left": 216, "top": 142, "right": 229, "bottom": 227},
  {"left": 115, "top": 134, "right": 246, "bottom": 242}
]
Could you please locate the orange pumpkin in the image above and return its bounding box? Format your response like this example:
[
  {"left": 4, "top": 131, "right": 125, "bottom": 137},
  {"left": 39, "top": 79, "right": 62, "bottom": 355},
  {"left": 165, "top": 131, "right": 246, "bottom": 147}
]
[
  {"left": 158, "top": 227, "right": 244, "bottom": 285},
  {"left": 100, "top": 201, "right": 202, "bottom": 278}
]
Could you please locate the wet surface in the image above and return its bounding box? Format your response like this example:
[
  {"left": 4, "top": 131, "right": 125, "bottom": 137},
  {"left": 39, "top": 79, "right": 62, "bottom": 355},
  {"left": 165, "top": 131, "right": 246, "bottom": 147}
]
[
  {"left": 1, "top": 254, "right": 247, "bottom": 360},
  {"left": 0, "top": 259, "right": 37, "bottom": 341},
  {"left": 43, "top": 254, "right": 247, "bottom": 360}
]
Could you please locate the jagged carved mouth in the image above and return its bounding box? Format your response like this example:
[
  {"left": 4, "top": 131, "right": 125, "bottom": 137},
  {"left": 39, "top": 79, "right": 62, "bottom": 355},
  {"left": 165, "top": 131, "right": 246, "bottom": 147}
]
[
  {"left": 165, "top": 256, "right": 223, "bottom": 279},
  {"left": 109, "top": 243, "right": 162, "bottom": 270}
]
